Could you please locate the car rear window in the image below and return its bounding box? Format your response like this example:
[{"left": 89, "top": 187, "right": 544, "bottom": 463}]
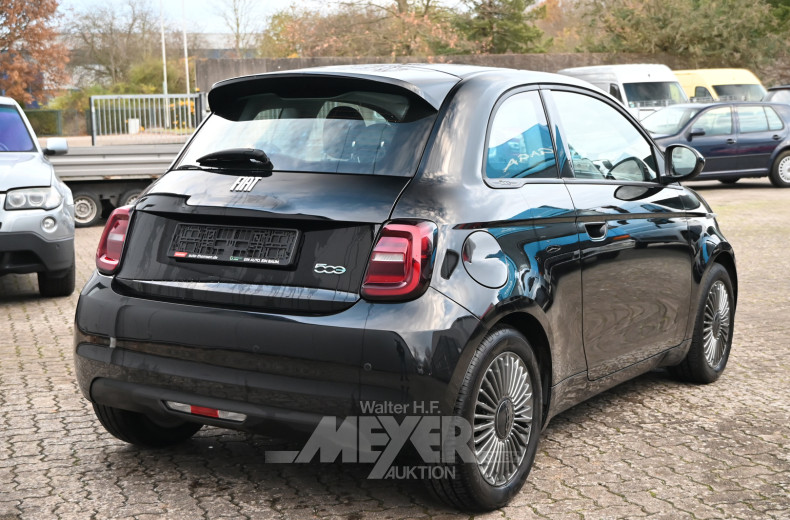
[
  {"left": 0, "top": 106, "right": 35, "bottom": 152},
  {"left": 179, "top": 86, "right": 437, "bottom": 177}
]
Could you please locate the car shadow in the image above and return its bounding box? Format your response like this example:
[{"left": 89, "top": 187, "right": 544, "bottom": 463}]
[{"left": 0, "top": 273, "right": 42, "bottom": 303}]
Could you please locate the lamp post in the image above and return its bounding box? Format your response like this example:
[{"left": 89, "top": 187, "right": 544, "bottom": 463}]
[{"left": 160, "top": 0, "right": 170, "bottom": 127}]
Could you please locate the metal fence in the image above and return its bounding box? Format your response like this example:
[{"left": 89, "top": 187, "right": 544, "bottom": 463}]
[{"left": 89, "top": 94, "right": 204, "bottom": 146}]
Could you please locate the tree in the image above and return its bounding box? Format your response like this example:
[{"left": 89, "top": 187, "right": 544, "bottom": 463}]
[
  {"left": 457, "top": 0, "right": 547, "bottom": 54},
  {"left": 216, "top": 0, "right": 260, "bottom": 58},
  {"left": 0, "top": 0, "right": 68, "bottom": 104},
  {"left": 259, "top": 1, "right": 471, "bottom": 58},
  {"left": 577, "top": 0, "right": 785, "bottom": 68},
  {"left": 65, "top": 0, "right": 179, "bottom": 88}
]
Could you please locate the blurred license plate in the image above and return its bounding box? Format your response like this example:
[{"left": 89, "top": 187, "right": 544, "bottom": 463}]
[{"left": 167, "top": 224, "right": 299, "bottom": 266}]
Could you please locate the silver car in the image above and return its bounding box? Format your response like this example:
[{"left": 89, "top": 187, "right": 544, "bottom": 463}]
[{"left": 0, "top": 96, "right": 75, "bottom": 296}]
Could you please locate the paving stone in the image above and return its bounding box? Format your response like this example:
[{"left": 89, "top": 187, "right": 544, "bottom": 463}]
[{"left": 1, "top": 180, "right": 789, "bottom": 519}]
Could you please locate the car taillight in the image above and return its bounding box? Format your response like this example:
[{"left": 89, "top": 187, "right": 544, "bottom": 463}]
[
  {"left": 95, "top": 206, "right": 131, "bottom": 274},
  {"left": 361, "top": 221, "right": 437, "bottom": 301}
]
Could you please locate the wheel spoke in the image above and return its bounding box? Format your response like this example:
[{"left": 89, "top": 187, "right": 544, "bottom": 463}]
[{"left": 473, "top": 351, "right": 535, "bottom": 486}]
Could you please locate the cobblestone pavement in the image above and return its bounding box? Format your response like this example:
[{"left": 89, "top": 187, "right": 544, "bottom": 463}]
[{"left": 1, "top": 179, "right": 788, "bottom": 520}]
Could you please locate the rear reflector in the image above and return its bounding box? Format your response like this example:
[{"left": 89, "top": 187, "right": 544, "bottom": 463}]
[
  {"left": 361, "top": 221, "right": 437, "bottom": 301},
  {"left": 96, "top": 206, "right": 132, "bottom": 274},
  {"left": 165, "top": 401, "right": 247, "bottom": 422}
]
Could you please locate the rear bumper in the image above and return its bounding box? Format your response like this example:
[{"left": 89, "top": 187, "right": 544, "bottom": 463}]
[
  {"left": 74, "top": 272, "right": 480, "bottom": 434},
  {"left": 0, "top": 232, "right": 74, "bottom": 275}
]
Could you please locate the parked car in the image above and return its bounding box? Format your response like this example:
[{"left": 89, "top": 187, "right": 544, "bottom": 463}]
[
  {"left": 0, "top": 96, "right": 75, "bottom": 296},
  {"left": 763, "top": 85, "right": 790, "bottom": 105},
  {"left": 642, "top": 101, "right": 790, "bottom": 187},
  {"left": 557, "top": 64, "right": 688, "bottom": 119},
  {"left": 674, "top": 68, "right": 766, "bottom": 102},
  {"left": 74, "top": 65, "right": 736, "bottom": 511}
]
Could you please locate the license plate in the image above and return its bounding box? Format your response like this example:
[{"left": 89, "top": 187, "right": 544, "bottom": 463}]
[{"left": 168, "top": 224, "right": 300, "bottom": 266}]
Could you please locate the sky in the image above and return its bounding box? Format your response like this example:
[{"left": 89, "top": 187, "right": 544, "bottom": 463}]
[{"left": 56, "top": 0, "right": 318, "bottom": 34}]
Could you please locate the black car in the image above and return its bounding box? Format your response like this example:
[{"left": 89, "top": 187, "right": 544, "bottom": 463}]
[
  {"left": 74, "top": 64, "right": 736, "bottom": 511},
  {"left": 642, "top": 101, "right": 790, "bottom": 187}
]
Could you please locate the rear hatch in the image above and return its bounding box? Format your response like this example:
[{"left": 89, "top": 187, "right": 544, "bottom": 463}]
[{"left": 114, "top": 72, "right": 445, "bottom": 314}]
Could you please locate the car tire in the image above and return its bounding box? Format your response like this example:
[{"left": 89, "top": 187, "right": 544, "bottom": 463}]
[
  {"left": 73, "top": 191, "right": 102, "bottom": 227},
  {"left": 93, "top": 403, "right": 203, "bottom": 448},
  {"left": 670, "top": 264, "right": 735, "bottom": 384},
  {"left": 119, "top": 189, "right": 142, "bottom": 208},
  {"left": 37, "top": 260, "right": 75, "bottom": 297},
  {"left": 718, "top": 178, "right": 739, "bottom": 184},
  {"left": 770, "top": 151, "right": 790, "bottom": 188},
  {"left": 430, "top": 326, "right": 542, "bottom": 511}
]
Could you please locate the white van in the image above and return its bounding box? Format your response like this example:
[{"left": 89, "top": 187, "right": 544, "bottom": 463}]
[{"left": 557, "top": 64, "right": 688, "bottom": 119}]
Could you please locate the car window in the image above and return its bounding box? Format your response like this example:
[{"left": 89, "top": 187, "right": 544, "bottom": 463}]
[
  {"left": 486, "top": 91, "right": 557, "bottom": 179},
  {"left": 641, "top": 106, "right": 702, "bottom": 135},
  {"left": 765, "top": 107, "right": 784, "bottom": 130},
  {"left": 695, "top": 86, "right": 713, "bottom": 98},
  {"left": 737, "top": 105, "right": 782, "bottom": 133},
  {"left": 0, "top": 106, "right": 36, "bottom": 152},
  {"left": 694, "top": 107, "right": 732, "bottom": 136},
  {"left": 179, "top": 89, "right": 436, "bottom": 177},
  {"left": 609, "top": 84, "right": 623, "bottom": 103},
  {"left": 551, "top": 91, "right": 657, "bottom": 182}
]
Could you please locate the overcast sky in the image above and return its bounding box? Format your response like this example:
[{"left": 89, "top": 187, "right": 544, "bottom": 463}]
[{"left": 56, "top": 0, "right": 317, "bottom": 34}]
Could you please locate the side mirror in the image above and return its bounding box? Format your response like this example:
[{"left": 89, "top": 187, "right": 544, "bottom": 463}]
[
  {"left": 688, "top": 127, "right": 706, "bottom": 140},
  {"left": 43, "top": 137, "right": 68, "bottom": 156},
  {"left": 662, "top": 144, "right": 704, "bottom": 184}
]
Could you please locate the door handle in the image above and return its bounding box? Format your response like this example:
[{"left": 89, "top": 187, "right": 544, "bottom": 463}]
[
  {"left": 726, "top": 138, "right": 736, "bottom": 144},
  {"left": 584, "top": 221, "right": 608, "bottom": 241},
  {"left": 773, "top": 135, "right": 781, "bottom": 141}
]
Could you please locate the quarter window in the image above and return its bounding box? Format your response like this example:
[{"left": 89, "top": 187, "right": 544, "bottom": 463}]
[
  {"left": 551, "top": 91, "right": 657, "bottom": 182},
  {"left": 486, "top": 92, "right": 557, "bottom": 179}
]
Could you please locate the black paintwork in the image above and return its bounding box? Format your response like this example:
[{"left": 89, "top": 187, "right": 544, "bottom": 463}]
[{"left": 74, "top": 64, "right": 736, "bottom": 437}]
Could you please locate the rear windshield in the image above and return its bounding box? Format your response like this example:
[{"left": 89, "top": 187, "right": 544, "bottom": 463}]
[
  {"left": 178, "top": 89, "right": 437, "bottom": 177},
  {"left": 0, "top": 106, "right": 35, "bottom": 152}
]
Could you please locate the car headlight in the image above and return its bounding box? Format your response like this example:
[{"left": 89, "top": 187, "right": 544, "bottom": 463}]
[{"left": 4, "top": 187, "right": 63, "bottom": 210}]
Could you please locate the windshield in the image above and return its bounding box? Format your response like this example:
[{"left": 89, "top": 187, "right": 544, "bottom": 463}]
[
  {"left": 714, "top": 84, "right": 766, "bottom": 101},
  {"left": 641, "top": 106, "right": 703, "bottom": 135},
  {"left": 623, "top": 82, "right": 688, "bottom": 107},
  {"left": 0, "top": 106, "right": 35, "bottom": 152},
  {"left": 178, "top": 90, "right": 436, "bottom": 177}
]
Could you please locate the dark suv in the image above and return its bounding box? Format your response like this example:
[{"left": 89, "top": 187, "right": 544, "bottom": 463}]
[{"left": 74, "top": 64, "right": 736, "bottom": 511}]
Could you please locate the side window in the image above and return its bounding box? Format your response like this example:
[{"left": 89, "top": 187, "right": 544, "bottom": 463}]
[
  {"left": 694, "top": 107, "right": 732, "bottom": 136},
  {"left": 551, "top": 91, "right": 657, "bottom": 182},
  {"left": 737, "top": 105, "right": 770, "bottom": 133},
  {"left": 695, "top": 86, "right": 712, "bottom": 98},
  {"left": 486, "top": 91, "right": 558, "bottom": 179},
  {"left": 766, "top": 107, "right": 784, "bottom": 131},
  {"left": 609, "top": 84, "right": 623, "bottom": 103}
]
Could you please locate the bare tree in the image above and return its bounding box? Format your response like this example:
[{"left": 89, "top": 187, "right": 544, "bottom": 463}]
[
  {"left": 216, "top": 0, "right": 260, "bottom": 58},
  {"left": 65, "top": 0, "right": 162, "bottom": 87}
]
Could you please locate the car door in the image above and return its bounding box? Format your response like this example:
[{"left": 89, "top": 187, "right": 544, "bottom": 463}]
[
  {"left": 543, "top": 88, "right": 693, "bottom": 380},
  {"left": 734, "top": 104, "right": 787, "bottom": 175},
  {"left": 685, "top": 105, "right": 739, "bottom": 176}
]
